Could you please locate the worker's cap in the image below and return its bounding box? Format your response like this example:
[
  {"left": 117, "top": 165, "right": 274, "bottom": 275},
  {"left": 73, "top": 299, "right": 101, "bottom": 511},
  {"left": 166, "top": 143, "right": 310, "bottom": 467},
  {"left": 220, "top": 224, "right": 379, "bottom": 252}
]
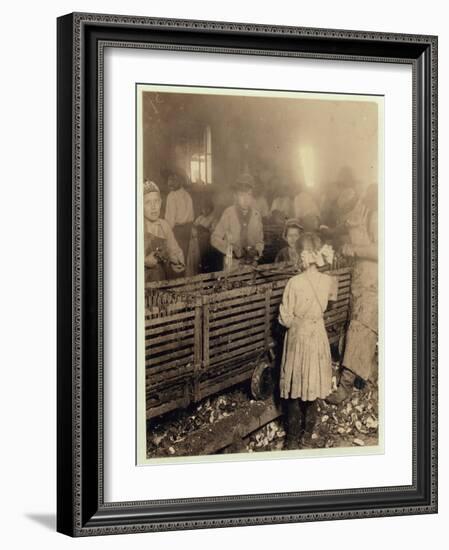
[
  {"left": 282, "top": 218, "right": 304, "bottom": 239},
  {"left": 143, "top": 180, "right": 160, "bottom": 196}
]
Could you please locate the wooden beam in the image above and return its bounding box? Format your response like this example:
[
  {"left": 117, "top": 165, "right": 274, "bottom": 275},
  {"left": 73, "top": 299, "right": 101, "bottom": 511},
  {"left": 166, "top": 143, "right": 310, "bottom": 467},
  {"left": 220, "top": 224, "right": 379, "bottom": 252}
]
[{"left": 157, "top": 397, "right": 282, "bottom": 457}]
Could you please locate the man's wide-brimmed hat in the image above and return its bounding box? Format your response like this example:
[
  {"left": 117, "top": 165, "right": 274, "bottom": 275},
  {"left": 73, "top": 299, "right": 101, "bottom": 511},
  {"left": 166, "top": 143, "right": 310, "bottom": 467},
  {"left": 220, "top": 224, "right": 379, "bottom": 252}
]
[{"left": 232, "top": 172, "right": 255, "bottom": 192}]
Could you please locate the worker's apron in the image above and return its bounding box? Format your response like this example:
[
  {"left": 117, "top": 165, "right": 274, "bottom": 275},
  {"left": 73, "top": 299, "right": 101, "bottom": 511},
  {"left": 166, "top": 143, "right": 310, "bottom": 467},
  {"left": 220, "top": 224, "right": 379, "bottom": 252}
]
[
  {"left": 173, "top": 222, "right": 193, "bottom": 261},
  {"left": 145, "top": 233, "right": 169, "bottom": 282}
]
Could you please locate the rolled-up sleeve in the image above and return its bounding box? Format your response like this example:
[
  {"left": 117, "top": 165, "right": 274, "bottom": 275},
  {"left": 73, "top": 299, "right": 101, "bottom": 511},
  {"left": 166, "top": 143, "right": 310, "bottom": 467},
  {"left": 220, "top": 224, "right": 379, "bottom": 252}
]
[
  {"left": 279, "top": 279, "right": 295, "bottom": 329},
  {"left": 164, "top": 193, "right": 176, "bottom": 228}
]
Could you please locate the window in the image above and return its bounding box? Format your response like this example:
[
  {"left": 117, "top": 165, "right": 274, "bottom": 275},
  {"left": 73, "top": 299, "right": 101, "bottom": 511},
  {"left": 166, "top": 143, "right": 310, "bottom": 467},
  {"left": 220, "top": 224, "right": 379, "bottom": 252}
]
[
  {"left": 190, "top": 126, "right": 212, "bottom": 184},
  {"left": 298, "top": 145, "right": 316, "bottom": 188}
]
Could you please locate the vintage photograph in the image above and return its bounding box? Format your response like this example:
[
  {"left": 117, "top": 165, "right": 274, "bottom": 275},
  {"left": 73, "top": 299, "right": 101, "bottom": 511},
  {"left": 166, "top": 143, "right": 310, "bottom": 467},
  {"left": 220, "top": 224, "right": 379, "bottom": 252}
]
[{"left": 137, "top": 85, "right": 382, "bottom": 462}]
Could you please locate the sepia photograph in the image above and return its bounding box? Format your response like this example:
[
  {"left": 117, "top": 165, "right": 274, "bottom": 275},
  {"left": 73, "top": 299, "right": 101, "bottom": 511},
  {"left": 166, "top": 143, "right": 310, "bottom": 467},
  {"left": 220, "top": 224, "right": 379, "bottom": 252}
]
[
  {"left": 55, "top": 11, "right": 437, "bottom": 536},
  {"left": 136, "top": 84, "right": 383, "bottom": 463}
]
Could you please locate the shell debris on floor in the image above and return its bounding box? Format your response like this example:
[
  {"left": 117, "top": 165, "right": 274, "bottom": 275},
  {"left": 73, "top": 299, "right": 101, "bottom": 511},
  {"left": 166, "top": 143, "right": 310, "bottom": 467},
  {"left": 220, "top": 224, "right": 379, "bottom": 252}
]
[{"left": 147, "top": 375, "right": 379, "bottom": 458}]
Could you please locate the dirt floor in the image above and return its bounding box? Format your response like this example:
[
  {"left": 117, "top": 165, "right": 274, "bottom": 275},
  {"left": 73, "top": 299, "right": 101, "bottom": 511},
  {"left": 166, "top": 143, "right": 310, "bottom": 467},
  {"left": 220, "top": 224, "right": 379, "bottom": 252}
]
[
  {"left": 242, "top": 384, "right": 379, "bottom": 453},
  {"left": 147, "top": 372, "right": 379, "bottom": 458}
]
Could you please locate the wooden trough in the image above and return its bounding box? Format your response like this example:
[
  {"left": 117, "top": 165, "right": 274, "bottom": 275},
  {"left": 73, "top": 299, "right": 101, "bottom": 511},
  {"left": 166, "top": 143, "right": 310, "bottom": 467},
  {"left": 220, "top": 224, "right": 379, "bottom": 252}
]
[{"left": 145, "top": 259, "right": 353, "bottom": 420}]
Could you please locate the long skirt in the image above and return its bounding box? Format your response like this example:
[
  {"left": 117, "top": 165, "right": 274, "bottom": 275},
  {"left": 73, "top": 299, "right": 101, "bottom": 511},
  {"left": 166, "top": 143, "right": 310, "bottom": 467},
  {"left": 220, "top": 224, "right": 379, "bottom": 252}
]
[{"left": 279, "top": 318, "right": 332, "bottom": 401}]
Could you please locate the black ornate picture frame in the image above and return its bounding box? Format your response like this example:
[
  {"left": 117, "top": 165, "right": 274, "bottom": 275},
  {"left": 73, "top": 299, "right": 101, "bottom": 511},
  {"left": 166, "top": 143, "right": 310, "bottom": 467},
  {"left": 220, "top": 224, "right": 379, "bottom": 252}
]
[{"left": 57, "top": 12, "right": 438, "bottom": 536}]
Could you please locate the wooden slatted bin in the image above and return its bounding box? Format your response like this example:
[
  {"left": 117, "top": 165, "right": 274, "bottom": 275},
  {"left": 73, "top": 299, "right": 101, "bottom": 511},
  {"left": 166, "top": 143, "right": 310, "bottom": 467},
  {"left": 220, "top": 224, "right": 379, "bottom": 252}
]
[
  {"left": 145, "top": 260, "right": 353, "bottom": 420},
  {"left": 144, "top": 262, "right": 293, "bottom": 299},
  {"left": 198, "top": 283, "right": 274, "bottom": 401},
  {"left": 145, "top": 297, "right": 202, "bottom": 419},
  {"left": 324, "top": 267, "right": 352, "bottom": 345}
]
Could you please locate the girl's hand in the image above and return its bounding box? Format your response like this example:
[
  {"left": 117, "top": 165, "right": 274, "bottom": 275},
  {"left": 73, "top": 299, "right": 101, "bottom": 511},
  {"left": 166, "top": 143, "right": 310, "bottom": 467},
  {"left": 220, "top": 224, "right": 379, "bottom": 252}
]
[
  {"left": 145, "top": 252, "right": 159, "bottom": 268},
  {"left": 171, "top": 262, "right": 185, "bottom": 273}
]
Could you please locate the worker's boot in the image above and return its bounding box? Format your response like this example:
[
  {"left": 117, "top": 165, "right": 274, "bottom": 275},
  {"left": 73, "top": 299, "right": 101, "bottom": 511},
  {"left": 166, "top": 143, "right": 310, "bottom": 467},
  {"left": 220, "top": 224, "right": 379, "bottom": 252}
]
[
  {"left": 326, "top": 367, "right": 357, "bottom": 405},
  {"left": 300, "top": 400, "right": 318, "bottom": 447},
  {"left": 284, "top": 399, "right": 304, "bottom": 450}
]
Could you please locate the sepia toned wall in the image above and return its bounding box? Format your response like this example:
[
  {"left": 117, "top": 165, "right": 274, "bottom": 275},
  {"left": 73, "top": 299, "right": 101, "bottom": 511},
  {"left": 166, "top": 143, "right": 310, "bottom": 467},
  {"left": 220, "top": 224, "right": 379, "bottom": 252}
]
[{"left": 141, "top": 90, "right": 379, "bottom": 201}]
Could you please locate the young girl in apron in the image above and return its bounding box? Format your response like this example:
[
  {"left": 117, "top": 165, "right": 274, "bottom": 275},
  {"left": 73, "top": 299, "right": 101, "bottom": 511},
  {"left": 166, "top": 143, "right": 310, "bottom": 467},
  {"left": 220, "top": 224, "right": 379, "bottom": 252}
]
[{"left": 278, "top": 233, "right": 337, "bottom": 450}]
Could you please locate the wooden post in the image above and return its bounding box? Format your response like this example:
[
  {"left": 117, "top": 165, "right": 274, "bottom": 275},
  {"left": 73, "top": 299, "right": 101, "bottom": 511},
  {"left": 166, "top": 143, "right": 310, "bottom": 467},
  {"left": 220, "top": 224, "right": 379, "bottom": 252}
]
[
  {"left": 264, "top": 285, "right": 272, "bottom": 354},
  {"left": 199, "top": 294, "right": 210, "bottom": 402},
  {"left": 192, "top": 295, "right": 203, "bottom": 402}
]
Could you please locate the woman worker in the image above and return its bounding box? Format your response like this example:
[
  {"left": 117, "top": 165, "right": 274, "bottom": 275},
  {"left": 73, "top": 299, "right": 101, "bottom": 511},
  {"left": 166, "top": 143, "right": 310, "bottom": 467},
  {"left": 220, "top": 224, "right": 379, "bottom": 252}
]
[{"left": 327, "top": 183, "right": 378, "bottom": 404}]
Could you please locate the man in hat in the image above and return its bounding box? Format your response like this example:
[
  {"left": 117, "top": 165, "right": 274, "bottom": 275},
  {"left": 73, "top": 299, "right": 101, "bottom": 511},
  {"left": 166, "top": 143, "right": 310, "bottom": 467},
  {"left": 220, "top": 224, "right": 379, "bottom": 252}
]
[
  {"left": 144, "top": 180, "right": 185, "bottom": 282},
  {"left": 164, "top": 172, "right": 195, "bottom": 261},
  {"left": 211, "top": 173, "right": 264, "bottom": 268}
]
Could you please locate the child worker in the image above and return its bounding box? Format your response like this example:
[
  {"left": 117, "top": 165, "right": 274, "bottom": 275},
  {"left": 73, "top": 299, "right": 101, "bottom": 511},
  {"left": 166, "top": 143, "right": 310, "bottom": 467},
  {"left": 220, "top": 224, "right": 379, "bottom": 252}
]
[
  {"left": 211, "top": 173, "right": 264, "bottom": 269},
  {"left": 143, "top": 180, "right": 185, "bottom": 282},
  {"left": 278, "top": 232, "right": 337, "bottom": 450},
  {"left": 275, "top": 218, "right": 303, "bottom": 265}
]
